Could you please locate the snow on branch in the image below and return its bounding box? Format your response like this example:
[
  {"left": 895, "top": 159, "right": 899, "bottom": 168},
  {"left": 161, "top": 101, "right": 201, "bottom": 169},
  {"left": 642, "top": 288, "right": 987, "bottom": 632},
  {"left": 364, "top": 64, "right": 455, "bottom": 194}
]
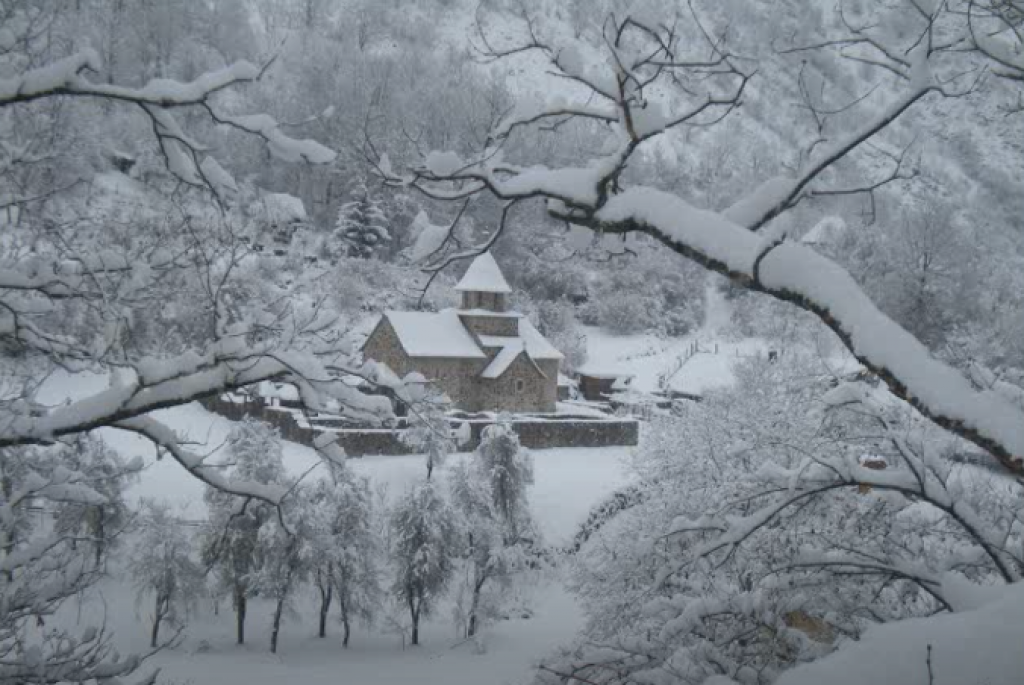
[
  {"left": 0, "top": 49, "right": 335, "bottom": 190},
  {"left": 0, "top": 340, "right": 392, "bottom": 452},
  {"left": 590, "top": 188, "right": 1024, "bottom": 474},
  {"left": 379, "top": 7, "right": 1024, "bottom": 476},
  {"left": 967, "top": 0, "right": 1024, "bottom": 82},
  {"left": 0, "top": 51, "right": 255, "bottom": 106},
  {"left": 114, "top": 415, "right": 286, "bottom": 505}
]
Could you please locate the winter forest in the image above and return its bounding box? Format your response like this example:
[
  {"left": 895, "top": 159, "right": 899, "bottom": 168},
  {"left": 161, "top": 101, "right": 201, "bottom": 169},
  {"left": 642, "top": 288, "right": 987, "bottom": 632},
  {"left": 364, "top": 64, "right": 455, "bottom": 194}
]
[{"left": 1, "top": 0, "right": 1023, "bottom": 684}]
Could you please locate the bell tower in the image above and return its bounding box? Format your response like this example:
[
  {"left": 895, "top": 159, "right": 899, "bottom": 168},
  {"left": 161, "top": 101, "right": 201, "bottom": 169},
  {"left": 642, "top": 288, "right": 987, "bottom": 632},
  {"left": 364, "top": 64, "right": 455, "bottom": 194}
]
[{"left": 455, "top": 253, "right": 518, "bottom": 337}]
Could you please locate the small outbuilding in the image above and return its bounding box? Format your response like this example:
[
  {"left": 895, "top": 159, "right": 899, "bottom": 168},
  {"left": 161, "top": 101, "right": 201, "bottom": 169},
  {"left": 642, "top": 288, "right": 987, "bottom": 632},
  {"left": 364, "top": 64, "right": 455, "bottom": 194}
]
[{"left": 576, "top": 371, "right": 635, "bottom": 402}]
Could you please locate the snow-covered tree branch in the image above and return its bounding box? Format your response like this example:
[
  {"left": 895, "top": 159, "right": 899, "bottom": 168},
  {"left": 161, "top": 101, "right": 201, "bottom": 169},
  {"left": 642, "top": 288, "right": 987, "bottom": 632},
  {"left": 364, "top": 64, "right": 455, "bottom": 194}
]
[
  {"left": 378, "top": 3, "right": 1024, "bottom": 475},
  {"left": 0, "top": 4, "right": 407, "bottom": 506}
]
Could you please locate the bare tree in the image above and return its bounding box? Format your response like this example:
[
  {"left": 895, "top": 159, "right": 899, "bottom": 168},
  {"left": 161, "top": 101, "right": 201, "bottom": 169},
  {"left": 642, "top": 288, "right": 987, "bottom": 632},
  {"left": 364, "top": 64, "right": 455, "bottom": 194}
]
[{"left": 374, "top": 2, "right": 1024, "bottom": 475}]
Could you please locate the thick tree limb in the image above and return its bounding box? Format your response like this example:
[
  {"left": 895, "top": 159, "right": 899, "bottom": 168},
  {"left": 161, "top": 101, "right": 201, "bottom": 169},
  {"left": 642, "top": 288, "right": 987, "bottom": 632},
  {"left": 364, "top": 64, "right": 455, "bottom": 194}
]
[{"left": 380, "top": 8, "right": 1024, "bottom": 476}]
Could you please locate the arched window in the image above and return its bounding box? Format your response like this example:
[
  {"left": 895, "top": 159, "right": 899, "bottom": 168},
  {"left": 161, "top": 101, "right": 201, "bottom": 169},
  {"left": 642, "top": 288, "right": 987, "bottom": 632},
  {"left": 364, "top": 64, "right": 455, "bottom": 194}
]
[{"left": 514, "top": 378, "right": 525, "bottom": 393}]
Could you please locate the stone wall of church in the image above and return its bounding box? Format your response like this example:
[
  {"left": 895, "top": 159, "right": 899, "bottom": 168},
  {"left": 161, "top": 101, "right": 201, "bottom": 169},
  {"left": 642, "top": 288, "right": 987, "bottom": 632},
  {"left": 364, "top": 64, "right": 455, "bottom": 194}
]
[
  {"left": 362, "top": 317, "right": 559, "bottom": 413},
  {"left": 461, "top": 290, "right": 508, "bottom": 312},
  {"left": 362, "top": 318, "right": 477, "bottom": 405},
  {"left": 199, "top": 393, "right": 639, "bottom": 456},
  {"left": 465, "top": 353, "right": 554, "bottom": 413},
  {"left": 458, "top": 313, "right": 519, "bottom": 337}
]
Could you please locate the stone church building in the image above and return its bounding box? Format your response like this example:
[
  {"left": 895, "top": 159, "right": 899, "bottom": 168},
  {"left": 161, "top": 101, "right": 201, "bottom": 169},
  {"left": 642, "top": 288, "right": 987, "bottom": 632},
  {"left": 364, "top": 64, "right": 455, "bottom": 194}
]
[{"left": 362, "top": 253, "right": 563, "bottom": 412}]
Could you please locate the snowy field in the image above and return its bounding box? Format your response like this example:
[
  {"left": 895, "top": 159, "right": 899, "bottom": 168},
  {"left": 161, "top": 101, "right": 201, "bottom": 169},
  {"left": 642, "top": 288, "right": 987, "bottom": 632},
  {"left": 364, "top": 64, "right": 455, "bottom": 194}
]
[
  {"left": 579, "top": 325, "right": 766, "bottom": 395},
  {"left": 41, "top": 367, "right": 637, "bottom": 685},
  {"left": 577, "top": 284, "right": 770, "bottom": 396},
  {"left": 86, "top": 565, "right": 587, "bottom": 685}
]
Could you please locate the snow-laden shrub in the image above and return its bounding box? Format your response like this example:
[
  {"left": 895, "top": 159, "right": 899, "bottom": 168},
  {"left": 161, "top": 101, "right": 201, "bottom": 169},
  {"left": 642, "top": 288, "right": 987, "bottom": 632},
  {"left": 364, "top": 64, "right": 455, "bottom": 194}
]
[
  {"left": 201, "top": 419, "right": 286, "bottom": 647},
  {"left": 0, "top": 439, "right": 145, "bottom": 684},
  {"left": 540, "top": 353, "right": 1024, "bottom": 685},
  {"left": 305, "top": 467, "right": 382, "bottom": 646},
  {"left": 532, "top": 300, "right": 588, "bottom": 371},
  {"left": 591, "top": 291, "right": 663, "bottom": 334},
  {"left": 331, "top": 257, "right": 457, "bottom": 317}
]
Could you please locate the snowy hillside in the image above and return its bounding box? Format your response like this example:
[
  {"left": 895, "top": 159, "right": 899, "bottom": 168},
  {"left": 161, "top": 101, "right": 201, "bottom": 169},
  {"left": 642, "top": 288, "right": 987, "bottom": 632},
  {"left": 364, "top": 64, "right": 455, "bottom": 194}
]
[{"left": 3, "top": 2, "right": 1023, "bottom": 685}]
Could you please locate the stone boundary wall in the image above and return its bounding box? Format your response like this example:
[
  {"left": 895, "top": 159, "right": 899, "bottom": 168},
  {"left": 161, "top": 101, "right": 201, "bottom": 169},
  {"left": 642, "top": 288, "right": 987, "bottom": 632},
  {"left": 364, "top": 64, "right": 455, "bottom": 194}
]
[{"left": 198, "top": 394, "right": 639, "bottom": 457}]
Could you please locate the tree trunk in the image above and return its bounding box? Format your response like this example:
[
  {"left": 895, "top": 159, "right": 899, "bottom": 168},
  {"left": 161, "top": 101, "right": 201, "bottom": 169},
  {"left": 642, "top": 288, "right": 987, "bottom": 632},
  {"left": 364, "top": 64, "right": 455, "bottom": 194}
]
[
  {"left": 271, "top": 597, "right": 285, "bottom": 654},
  {"left": 409, "top": 595, "right": 420, "bottom": 646},
  {"left": 468, "top": 570, "right": 487, "bottom": 638},
  {"left": 2, "top": 476, "right": 12, "bottom": 582},
  {"left": 93, "top": 510, "right": 104, "bottom": 568},
  {"left": 235, "top": 589, "right": 246, "bottom": 645},
  {"left": 317, "top": 571, "right": 332, "bottom": 638},
  {"left": 151, "top": 594, "right": 163, "bottom": 648},
  {"left": 338, "top": 592, "right": 352, "bottom": 648}
]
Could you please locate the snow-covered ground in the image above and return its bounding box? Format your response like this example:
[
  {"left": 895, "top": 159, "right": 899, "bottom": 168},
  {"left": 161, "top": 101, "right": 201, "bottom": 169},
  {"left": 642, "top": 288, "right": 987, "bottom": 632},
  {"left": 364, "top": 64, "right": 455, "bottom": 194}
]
[
  {"left": 578, "top": 326, "right": 766, "bottom": 395},
  {"left": 37, "top": 322, "right": 864, "bottom": 684},
  {"left": 36, "top": 308, "right": 791, "bottom": 684},
  {"left": 41, "top": 368, "right": 636, "bottom": 685},
  {"left": 87, "top": 566, "right": 586, "bottom": 685},
  {"left": 576, "top": 280, "right": 769, "bottom": 395}
]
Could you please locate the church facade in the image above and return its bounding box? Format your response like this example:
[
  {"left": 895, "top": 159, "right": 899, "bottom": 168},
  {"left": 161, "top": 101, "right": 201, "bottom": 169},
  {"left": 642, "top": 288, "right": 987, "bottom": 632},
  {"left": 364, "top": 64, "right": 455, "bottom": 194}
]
[{"left": 362, "top": 253, "right": 563, "bottom": 413}]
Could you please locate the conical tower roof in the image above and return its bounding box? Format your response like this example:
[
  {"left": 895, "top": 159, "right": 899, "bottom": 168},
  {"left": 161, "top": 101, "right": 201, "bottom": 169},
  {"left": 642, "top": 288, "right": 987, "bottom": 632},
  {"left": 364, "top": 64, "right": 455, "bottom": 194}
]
[{"left": 454, "top": 252, "right": 511, "bottom": 293}]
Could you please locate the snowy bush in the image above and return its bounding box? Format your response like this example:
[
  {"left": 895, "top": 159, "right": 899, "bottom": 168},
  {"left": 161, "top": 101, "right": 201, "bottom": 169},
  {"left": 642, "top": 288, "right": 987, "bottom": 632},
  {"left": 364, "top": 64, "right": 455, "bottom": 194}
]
[
  {"left": 590, "top": 291, "right": 662, "bottom": 335},
  {"left": 0, "top": 439, "right": 146, "bottom": 684},
  {"left": 401, "top": 403, "right": 464, "bottom": 480},
  {"left": 542, "top": 354, "right": 1024, "bottom": 684},
  {"left": 332, "top": 257, "right": 457, "bottom": 317},
  {"left": 251, "top": 500, "right": 307, "bottom": 654},
  {"left": 51, "top": 436, "right": 137, "bottom": 569}
]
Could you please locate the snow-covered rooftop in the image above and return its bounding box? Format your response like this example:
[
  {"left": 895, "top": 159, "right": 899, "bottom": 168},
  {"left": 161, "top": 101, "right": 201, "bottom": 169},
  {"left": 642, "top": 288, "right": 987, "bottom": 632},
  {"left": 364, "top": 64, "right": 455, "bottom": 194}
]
[
  {"left": 375, "top": 307, "right": 563, "bottom": 378},
  {"left": 455, "top": 252, "right": 512, "bottom": 293},
  {"left": 481, "top": 340, "right": 525, "bottom": 378},
  {"left": 478, "top": 322, "right": 563, "bottom": 361},
  {"left": 384, "top": 310, "right": 486, "bottom": 359}
]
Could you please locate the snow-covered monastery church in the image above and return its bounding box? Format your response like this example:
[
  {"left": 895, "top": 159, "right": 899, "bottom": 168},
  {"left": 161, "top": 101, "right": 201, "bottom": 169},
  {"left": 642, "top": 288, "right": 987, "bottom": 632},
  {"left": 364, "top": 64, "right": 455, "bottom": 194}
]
[{"left": 362, "top": 253, "right": 563, "bottom": 412}]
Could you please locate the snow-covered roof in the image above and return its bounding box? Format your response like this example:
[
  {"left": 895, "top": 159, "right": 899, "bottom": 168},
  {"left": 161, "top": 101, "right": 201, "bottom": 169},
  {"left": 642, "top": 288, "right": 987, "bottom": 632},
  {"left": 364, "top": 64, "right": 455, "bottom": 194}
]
[
  {"left": 610, "top": 376, "right": 632, "bottom": 390},
  {"left": 455, "top": 252, "right": 511, "bottom": 293},
  {"left": 577, "top": 370, "right": 635, "bottom": 380},
  {"left": 384, "top": 310, "right": 486, "bottom": 359},
  {"left": 518, "top": 319, "right": 564, "bottom": 360},
  {"left": 373, "top": 307, "right": 563, "bottom": 378},
  {"left": 478, "top": 326, "right": 563, "bottom": 362},
  {"left": 481, "top": 340, "right": 525, "bottom": 379}
]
